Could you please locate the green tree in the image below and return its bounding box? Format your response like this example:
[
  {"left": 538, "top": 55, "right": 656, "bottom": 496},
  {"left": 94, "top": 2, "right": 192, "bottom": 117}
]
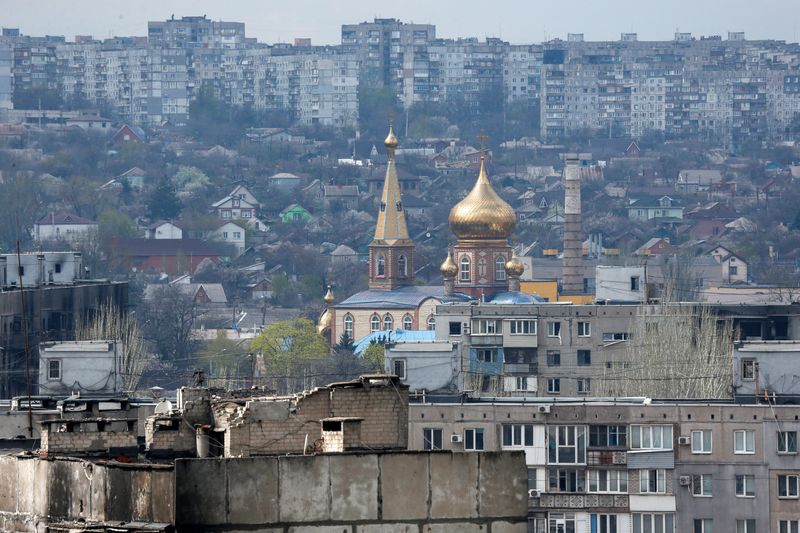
[
  {"left": 98, "top": 209, "right": 136, "bottom": 244},
  {"left": 252, "top": 318, "right": 329, "bottom": 393},
  {"left": 171, "top": 165, "right": 211, "bottom": 194},
  {"left": 146, "top": 180, "right": 182, "bottom": 220},
  {"left": 362, "top": 342, "right": 385, "bottom": 373},
  {"left": 197, "top": 331, "right": 249, "bottom": 387}
]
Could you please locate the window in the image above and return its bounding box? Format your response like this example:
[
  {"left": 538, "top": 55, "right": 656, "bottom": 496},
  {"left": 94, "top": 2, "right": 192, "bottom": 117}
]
[
  {"left": 778, "top": 474, "right": 799, "bottom": 498},
  {"left": 577, "top": 350, "right": 591, "bottom": 366},
  {"left": 54, "top": 263, "right": 61, "bottom": 274},
  {"left": 734, "top": 430, "right": 755, "bottom": 454},
  {"left": 383, "top": 314, "right": 393, "bottom": 330},
  {"left": 691, "top": 430, "right": 712, "bottom": 454},
  {"left": 741, "top": 359, "right": 755, "bottom": 380},
  {"left": 527, "top": 468, "right": 538, "bottom": 490},
  {"left": 344, "top": 314, "right": 354, "bottom": 338},
  {"left": 370, "top": 314, "right": 380, "bottom": 332},
  {"left": 632, "top": 513, "right": 674, "bottom": 533},
  {"left": 630, "top": 425, "right": 673, "bottom": 449},
  {"left": 549, "top": 513, "right": 576, "bottom": 533},
  {"left": 588, "top": 470, "right": 628, "bottom": 493},
  {"left": 602, "top": 332, "right": 631, "bottom": 341},
  {"left": 474, "top": 319, "right": 501, "bottom": 335},
  {"left": 692, "top": 474, "right": 713, "bottom": 497},
  {"left": 427, "top": 315, "right": 435, "bottom": 330},
  {"left": 630, "top": 276, "right": 640, "bottom": 291},
  {"left": 736, "top": 520, "right": 755, "bottom": 533},
  {"left": 233, "top": 231, "right": 241, "bottom": 239},
  {"left": 778, "top": 431, "right": 798, "bottom": 453},
  {"left": 423, "top": 428, "right": 442, "bottom": 450},
  {"left": 402, "top": 314, "right": 413, "bottom": 330},
  {"left": 464, "top": 428, "right": 484, "bottom": 451},
  {"left": 577, "top": 321, "right": 591, "bottom": 337},
  {"left": 509, "top": 319, "right": 536, "bottom": 335},
  {"left": 693, "top": 519, "right": 713, "bottom": 533},
  {"left": 547, "top": 321, "right": 561, "bottom": 337},
  {"left": 546, "top": 350, "right": 561, "bottom": 367},
  {"left": 449, "top": 321, "right": 461, "bottom": 335},
  {"left": 476, "top": 348, "right": 499, "bottom": 363},
  {"left": 640, "top": 469, "right": 666, "bottom": 493},
  {"left": 47, "top": 359, "right": 61, "bottom": 380},
  {"left": 548, "top": 426, "right": 586, "bottom": 464},
  {"left": 547, "top": 378, "right": 561, "bottom": 394},
  {"left": 393, "top": 359, "right": 406, "bottom": 380},
  {"left": 398, "top": 255, "right": 407, "bottom": 277},
  {"left": 577, "top": 378, "right": 591, "bottom": 394},
  {"left": 502, "top": 424, "right": 534, "bottom": 448},
  {"left": 376, "top": 254, "right": 385, "bottom": 276},
  {"left": 730, "top": 266, "right": 738, "bottom": 275},
  {"left": 222, "top": 232, "right": 229, "bottom": 239},
  {"left": 460, "top": 256, "right": 470, "bottom": 282},
  {"left": 589, "top": 426, "right": 627, "bottom": 448},
  {"left": 549, "top": 469, "right": 584, "bottom": 492},
  {"left": 495, "top": 256, "right": 506, "bottom": 281},
  {"left": 592, "top": 514, "right": 619, "bottom": 533},
  {"left": 735, "top": 474, "right": 755, "bottom": 497},
  {"left": 780, "top": 520, "right": 800, "bottom": 533}
]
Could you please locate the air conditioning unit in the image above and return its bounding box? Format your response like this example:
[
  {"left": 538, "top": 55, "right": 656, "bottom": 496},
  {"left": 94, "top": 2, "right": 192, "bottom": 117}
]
[
  {"left": 450, "top": 434, "right": 463, "bottom": 443},
  {"left": 462, "top": 323, "right": 471, "bottom": 335},
  {"left": 678, "top": 436, "right": 691, "bottom": 445},
  {"left": 528, "top": 489, "right": 542, "bottom": 498},
  {"left": 679, "top": 475, "right": 691, "bottom": 486},
  {"left": 537, "top": 405, "right": 551, "bottom": 414}
]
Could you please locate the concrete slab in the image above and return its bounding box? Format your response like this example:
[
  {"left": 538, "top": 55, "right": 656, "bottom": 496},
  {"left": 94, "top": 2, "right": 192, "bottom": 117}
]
[
  {"left": 380, "top": 453, "right": 428, "bottom": 521},
  {"left": 287, "top": 526, "right": 353, "bottom": 533},
  {"left": 429, "top": 453, "right": 479, "bottom": 519},
  {"left": 478, "top": 452, "right": 527, "bottom": 518},
  {"left": 423, "top": 523, "right": 485, "bottom": 533},
  {"left": 278, "top": 455, "right": 331, "bottom": 523},
  {"left": 105, "top": 465, "right": 133, "bottom": 521},
  {"left": 330, "top": 454, "right": 379, "bottom": 521},
  {"left": 88, "top": 461, "right": 107, "bottom": 522},
  {"left": 0, "top": 456, "right": 17, "bottom": 513},
  {"left": 226, "top": 457, "right": 279, "bottom": 524},
  {"left": 149, "top": 469, "right": 175, "bottom": 523},
  {"left": 175, "top": 459, "right": 227, "bottom": 526},
  {"left": 131, "top": 469, "right": 152, "bottom": 521},
  {"left": 489, "top": 521, "right": 528, "bottom": 533},
  {"left": 357, "top": 524, "right": 418, "bottom": 533}
]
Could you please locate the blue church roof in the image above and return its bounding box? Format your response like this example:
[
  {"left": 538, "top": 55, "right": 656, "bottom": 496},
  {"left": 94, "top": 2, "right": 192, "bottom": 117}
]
[
  {"left": 488, "top": 291, "right": 548, "bottom": 304},
  {"left": 353, "top": 329, "right": 436, "bottom": 355}
]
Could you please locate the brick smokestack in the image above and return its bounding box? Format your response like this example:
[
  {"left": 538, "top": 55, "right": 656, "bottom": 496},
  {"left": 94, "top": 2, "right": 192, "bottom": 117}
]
[{"left": 562, "top": 154, "right": 583, "bottom": 294}]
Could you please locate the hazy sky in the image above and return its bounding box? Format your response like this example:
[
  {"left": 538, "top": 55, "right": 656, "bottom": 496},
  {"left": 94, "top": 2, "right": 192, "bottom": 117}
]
[{"left": 2, "top": 0, "right": 799, "bottom": 44}]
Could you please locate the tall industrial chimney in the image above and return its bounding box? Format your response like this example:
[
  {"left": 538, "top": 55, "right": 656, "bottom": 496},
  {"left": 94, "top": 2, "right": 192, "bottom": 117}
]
[{"left": 562, "top": 154, "right": 583, "bottom": 295}]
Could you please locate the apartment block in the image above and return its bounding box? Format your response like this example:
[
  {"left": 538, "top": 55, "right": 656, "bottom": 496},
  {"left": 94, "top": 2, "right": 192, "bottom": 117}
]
[{"left": 408, "top": 399, "right": 800, "bottom": 533}]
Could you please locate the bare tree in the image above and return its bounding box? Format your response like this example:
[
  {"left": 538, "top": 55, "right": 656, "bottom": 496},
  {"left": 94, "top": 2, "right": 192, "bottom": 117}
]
[
  {"left": 595, "top": 302, "right": 734, "bottom": 399},
  {"left": 142, "top": 285, "right": 204, "bottom": 367},
  {"left": 76, "top": 301, "right": 148, "bottom": 392}
]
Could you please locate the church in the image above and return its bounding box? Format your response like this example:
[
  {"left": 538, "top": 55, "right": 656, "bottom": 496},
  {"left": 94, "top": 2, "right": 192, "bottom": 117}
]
[{"left": 318, "top": 126, "right": 534, "bottom": 345}]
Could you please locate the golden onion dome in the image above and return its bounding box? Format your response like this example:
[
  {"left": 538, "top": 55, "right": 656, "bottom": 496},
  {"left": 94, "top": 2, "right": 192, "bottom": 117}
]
[
  {"left": 316, "top": 308, "right": 332, "bottom": 334},
  {"left": 323, "top": 286, "right": 335, "bottom": 305},
  {"left": 449, "top": 158, "right": 516, "bottom": 240},
  {"left": 384, "top": 126, "right": 399, "bottom": 149},
  {"left": 440, "top": 251, "right": 458, "bottom": 279},
  {"left": 505, "top": 252, "right": 525, "bottom": 278}
]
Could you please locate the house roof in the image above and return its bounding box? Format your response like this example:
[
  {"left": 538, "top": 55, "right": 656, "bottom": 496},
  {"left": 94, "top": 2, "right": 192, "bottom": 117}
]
[
  {"left": 36, "top": 212, "right": 97, "bottom": 225},
  {"left": 211, "top": 196, "right": 257, "bottom": 209},
  {"left": 111, "top": 238, "right": 219, "bottom": 257},
  {"left": 118, "top": 166, "right": 146, "bottom": 178},
  {"left": 148, "top": 219, "right": 183, "bottom": 230},
  {"left": 324, "top": 184, "right": 359, "bottom": 197},
  {"left": 331, "top": 244, "right": 358, "bottom": 256},
  {"left": 336, "top": 285, "right": 446, "bottom": 309},
  {"left": 678, "top": 169, "right": 723, "bottom": 184},
  {"left": 280, "top": 203, "right": 309, "bottom": 215},
  {"left": 268, "top": 172, "right": 301, "bottom": 180}
]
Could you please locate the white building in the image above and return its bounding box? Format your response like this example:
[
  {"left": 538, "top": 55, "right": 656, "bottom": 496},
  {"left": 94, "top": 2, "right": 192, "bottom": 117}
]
[
  {"left": 0, "top": 252, "right": 86, "bottom": 287},
  {"left": 211, "top": 221, "right": 246, "bottom": 256},
  {"left": 595, "top": 266, "right": 647, "bottom": 303},
  {"left": 145, "top": 220, "right": 183, "bottom": 239},
  {"left": 38, "top": 341, "right": 124, "bottom": 396},
  {"left": 34, "top": 212, "right": 98, "bottom": 244}
]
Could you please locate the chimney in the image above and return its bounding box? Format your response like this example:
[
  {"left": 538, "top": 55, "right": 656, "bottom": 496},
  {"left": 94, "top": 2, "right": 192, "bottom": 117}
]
[{"left": 562, "top": 154, "right": 583, "bottom": 295}]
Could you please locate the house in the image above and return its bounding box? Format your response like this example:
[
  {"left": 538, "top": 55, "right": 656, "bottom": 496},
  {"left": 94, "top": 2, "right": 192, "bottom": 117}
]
[
  {"left": 210, "top": 221, "right": 246, "bottom": 256},
  {"left": 330, "top": 244, "right": 359, "bottom": 265},
  {"left": 145, "top": 220, "right": 183, "bottom": 240},
  {"left": 686, "top": 219, "right": 727, "bottom": 240},
  {"left": 38, "top": 340, "right": 124, "bottom": 396},
  {"left": 323, "top": 184, "right": 359, "bottom": 210},
  {"left": 635, "top": 237, "right": 675, "bottom": 256},
  {"left": 685, "top": 201, "right": 736, "bottom": 220},
  {"left": 110, "top": 238, "right": 220, "bottom": 274},
  {"left": 676, "top": 169, "right": 724, "bottom": 193},
  {"left": 116, "top": 166, "right": 147, "bottom": 189},
  {"left": 212, "top": 186, "right": 259, "bottom": 221},
  {"left": 430, "top": 144, "right": 487, "bottom": 170},
  {"left": 266, "top": 172, "right": 303, "bottom": 191},
  {"left": 623, "top": 140, "right": 641, "bottom": 157},
  {"left": 401, "top": 194, "right": 432, "bottom": 219},
  {"left": 144, "top": 282, "right": 228, "bottom": 305},
  {"left": 226, "top": 184, "right": 260, "bottom": 208},
  {"left": 366, "top": 165, "right": 420, "bottom": 194},
  {"left": 279, "top": 204, "right": 313, "bottom": 224},
  {"left": 708, "top": 244, "right": 749, "bottom": 284},
  {"left": 110, "top": 124, "right": 146, "bottom": 144},
  {"left": 34, "top": 212, "right": 98, "bottom": 244},
  {"left": 626, "top": 195, "right": 684, "bottom": 222},
  {"left": 65, "top": 114, "right": 112, "bottom": 132}
]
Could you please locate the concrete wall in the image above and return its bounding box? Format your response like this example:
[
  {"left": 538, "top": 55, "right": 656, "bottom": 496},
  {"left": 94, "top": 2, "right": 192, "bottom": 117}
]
[
  {"left": 38, "top": 341, "right": 123, "bottom": 396},
  {"left": 0, "top": 455, "right": 174, "bottom": 532},
  {"left": 175, "top": 451, "right": 529, "bottom": 531}
]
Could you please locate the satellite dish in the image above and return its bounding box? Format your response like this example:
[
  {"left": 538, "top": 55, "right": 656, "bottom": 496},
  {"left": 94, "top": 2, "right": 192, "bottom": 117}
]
[{"left": 154, "top": 400, "right": 173, "bottom": 415}]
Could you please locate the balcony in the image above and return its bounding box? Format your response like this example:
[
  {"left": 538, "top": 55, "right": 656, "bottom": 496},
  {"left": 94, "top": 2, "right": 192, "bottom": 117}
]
[
  {"left": 587, "top": 451, "right": 627, "bottom": 466},
  {"left": 533, "top": 494, "right": 629, "bottom": 510}
]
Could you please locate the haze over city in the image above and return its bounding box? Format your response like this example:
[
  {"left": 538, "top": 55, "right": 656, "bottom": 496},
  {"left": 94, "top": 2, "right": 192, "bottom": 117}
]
[{"left": 4, "top": 0, "right": 800, "bottom": 44}]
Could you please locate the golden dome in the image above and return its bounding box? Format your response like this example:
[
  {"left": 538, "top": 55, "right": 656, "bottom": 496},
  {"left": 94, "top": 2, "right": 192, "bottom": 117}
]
[
  {"left": 323, "top": 286, "right": 334, "bottom": 305},
  {"left": 449, "top": 158, "right": 516, "bottom": 240},
  {"left": 384, "top": 125, "right": 399, "bottom": 150},
  {"left": 317, "top": 308, "right": 332, "bottom": 334},
  {"left": 505, "top": 252, "right": 525, "bottom": 278},
  {"left": 440, "top": 250, "right": 458, "bottom": 279}
]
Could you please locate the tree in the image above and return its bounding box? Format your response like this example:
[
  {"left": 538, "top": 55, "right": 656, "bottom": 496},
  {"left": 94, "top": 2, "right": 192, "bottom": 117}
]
[
  {"left": 594, "top": 302, "right": 734, "bottom": 399},
  {"left": 171, "top": 165, "right": 211, "bottom": 194},
  {"left": 146, "top": 180, "right": 182, "bottom": 220},
  {"left": 251, "top": 318, "right": 329, "bottom": 393},
  {"left": 98, "top": 209, "right": 136, "bottom": 244},
  {"left": 141, "top": 285, "right": 203, "bottom": 366},
  {"left": 76, "top": 301, "right": 148, "bottom": 392},
  {"left": 0, "top": 171, "right": 44, "bottom": 250},
  {"left": 362, "top": 342, "right": 385, "bottom": 373},
  {"left": 197, "top": 331, "right": 251, "bottom": 388}
]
